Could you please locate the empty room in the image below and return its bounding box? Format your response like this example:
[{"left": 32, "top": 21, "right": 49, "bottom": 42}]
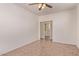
[{"left": 0, "top": 3, "right": 79, "bottom": 56}]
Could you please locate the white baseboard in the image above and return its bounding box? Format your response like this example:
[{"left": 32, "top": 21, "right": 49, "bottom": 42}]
[
  {"left": 53, "top": 40, "right": 76, "bottom": 46},
  {"left": 0, "top": 39, "right": 38, "bottom": 55}
]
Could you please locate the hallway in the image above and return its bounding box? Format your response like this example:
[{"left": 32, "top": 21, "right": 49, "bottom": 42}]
[{"left": 2, "top": 40, "right": 79, "bottom": 56}]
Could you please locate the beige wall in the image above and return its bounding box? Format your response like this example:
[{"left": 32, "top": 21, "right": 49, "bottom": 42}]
[
  {"left": 0, "top": 4, "right": 39, "bottom": 55},
  {"left": 39, "top": 8, "right": 77, "bottom": 45}
]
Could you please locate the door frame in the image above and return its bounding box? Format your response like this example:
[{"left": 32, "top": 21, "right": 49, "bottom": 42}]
[{"left": 40, "top": 20, "right": 52, "bottom": 41}]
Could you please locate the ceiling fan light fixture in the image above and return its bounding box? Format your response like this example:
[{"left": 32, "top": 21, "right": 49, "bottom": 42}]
[
  {"left": 42, "top": 4, "right": 46, "bottom": 9},
  {"left": 29, "top": 3, "right": 52, "bottom": 11},
  {"left": 38, "top": 4, "right": 42, "bottom": 8}
]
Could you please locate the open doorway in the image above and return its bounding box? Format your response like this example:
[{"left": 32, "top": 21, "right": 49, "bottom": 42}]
[{"left": 40, "top": 21, "right": 52, "bottom": 41}]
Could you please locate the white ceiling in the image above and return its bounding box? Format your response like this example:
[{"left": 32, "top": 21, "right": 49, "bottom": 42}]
[{"left": 17, "top": 3, "right": 77, "bottom": 15}]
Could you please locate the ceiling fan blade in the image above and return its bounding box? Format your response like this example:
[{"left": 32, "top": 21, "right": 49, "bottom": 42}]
[
  {"left": 39, "top": 3, "right": 43, "bottom": 11},
  {"left": 29, "top": 3, "right": 39, "bottom": 5},
  {"left": 45, "top": 4, "right": 52, "bottom": 8}
]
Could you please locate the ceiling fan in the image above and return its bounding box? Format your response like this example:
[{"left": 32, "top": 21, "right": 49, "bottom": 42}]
[{"left": 29, "top": 3, "right": 53, "bottom": 11}]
